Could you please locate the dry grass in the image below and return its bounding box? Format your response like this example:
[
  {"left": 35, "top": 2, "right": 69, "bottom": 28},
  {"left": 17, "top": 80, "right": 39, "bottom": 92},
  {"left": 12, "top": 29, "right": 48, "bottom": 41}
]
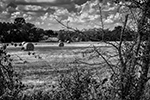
[{"left": 5, "top": 42, "right": 115, "bottom": 91}]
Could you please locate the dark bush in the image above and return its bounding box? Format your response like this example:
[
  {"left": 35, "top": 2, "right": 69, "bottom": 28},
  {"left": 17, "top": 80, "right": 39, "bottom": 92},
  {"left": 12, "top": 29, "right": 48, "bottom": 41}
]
[{"left": 0, "top": 48, "right": 25, "bottom": 100}]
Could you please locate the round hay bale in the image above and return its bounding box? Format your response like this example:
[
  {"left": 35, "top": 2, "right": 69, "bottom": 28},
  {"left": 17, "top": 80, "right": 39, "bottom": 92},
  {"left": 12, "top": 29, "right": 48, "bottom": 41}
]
[
  {"left": 23, "top": 42, "right": 34, "bottom": 51},
  {"left": 59, "top": 42, "right": 64, "bottom": 47}
]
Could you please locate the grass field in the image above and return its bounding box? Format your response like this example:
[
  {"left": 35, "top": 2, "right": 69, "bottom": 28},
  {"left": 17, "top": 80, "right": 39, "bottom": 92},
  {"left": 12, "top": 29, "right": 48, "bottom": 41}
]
[{"left": 5, "top": 42, "right": 115, "bottom": 91}]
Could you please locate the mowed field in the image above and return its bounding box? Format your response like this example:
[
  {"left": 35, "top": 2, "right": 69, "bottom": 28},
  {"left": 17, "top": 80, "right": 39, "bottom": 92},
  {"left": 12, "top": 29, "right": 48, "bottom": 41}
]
[{"left": 5, "top": 42, "right": 115, "bottom": 91}]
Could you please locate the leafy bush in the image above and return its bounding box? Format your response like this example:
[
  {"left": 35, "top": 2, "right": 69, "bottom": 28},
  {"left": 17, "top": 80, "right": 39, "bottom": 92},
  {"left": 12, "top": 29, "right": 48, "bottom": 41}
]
[
  {"left": 0, "top": 46, "right": 25, "bottom": 100},
  {"left": 14, "top": 67, "right": 104, "bottom": 100}
]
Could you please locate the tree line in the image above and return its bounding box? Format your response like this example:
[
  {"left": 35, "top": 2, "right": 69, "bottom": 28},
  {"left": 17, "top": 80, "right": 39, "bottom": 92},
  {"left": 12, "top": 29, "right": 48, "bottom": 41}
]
[
  {"left": 0, "top": 17, "right": 55, "bottom": 43},
  {"left": 57, "top": 26, "right": 135, "bottom": 42},
  {"left": 0, "top": 17, "right": 135, "bottom": 43}
]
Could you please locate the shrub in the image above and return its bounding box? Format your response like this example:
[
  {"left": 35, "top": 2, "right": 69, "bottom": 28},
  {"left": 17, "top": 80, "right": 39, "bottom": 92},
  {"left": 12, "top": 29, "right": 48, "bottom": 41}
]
[
  {"left": 16, "top": 67, "right": 104, "bottom": 100},
  {"left": 55, "top": 67, "right": 103, "bottom": 100},
  {"left": 0, "top": 48, "right": 25, "bottom": 100}
]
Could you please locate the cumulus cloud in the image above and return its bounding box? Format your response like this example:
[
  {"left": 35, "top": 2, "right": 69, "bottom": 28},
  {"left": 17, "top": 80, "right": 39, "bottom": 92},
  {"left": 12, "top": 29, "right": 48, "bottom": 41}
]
[
  {"left": 40, "top": 12, "right": 48, "bottom": 20},
  {"left": 0, "top": 0, "right": 124, "bottom": 30},
  {"left": 104, "top": 12, "right": 121, "bottom": 24},
  {"left": 66, "top": 0, "right": 100, "bottom": 23},
  {"left": 0, "top": 11, "right": 11, "bottom": 19},
  {"left": 103, "top": 6, "right": 116, "bottom": 11},
  {"left": 72, "top": 0, "right": 91, "bottom": 5},
  {"left": 11, "top": 11, "right": 24, "bottom": 19},
  {"left": 104, "top": 18, "right": 113, "bottom": 23}
]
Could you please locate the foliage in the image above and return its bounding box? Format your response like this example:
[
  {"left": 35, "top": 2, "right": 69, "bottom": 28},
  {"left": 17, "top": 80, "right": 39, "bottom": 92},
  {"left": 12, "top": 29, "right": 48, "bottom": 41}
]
[
  {"left": 56, "top": 68, "right": 101, "bottom": 100},
  {"left": 0, "top": 45, "right": 25, "bottom": 100},
  {"left": 1, "top": 0, "right": 150, "bottom": 100},
  {"left": 0, "top": 18, "right": 45, "bottom": 42},
  {"left": 54, "top": 0, "right": 150, "bottom": 100},
  {"left": 56, "top": 26, "right": 135, "bottom": 42},
  {"left": 11, "top": 67, "right": 112, "bottom": 100},
  {"left": 93, "top": 0, "right": 150, "bottom": 100},
  {"left": 0, "top": 17, "right": 135, "bottom": 43}
]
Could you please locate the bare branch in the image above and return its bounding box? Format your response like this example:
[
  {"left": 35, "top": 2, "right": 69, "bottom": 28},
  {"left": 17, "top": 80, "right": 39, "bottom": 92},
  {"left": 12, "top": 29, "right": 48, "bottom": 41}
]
[
  {"left": 97, "top": 2, "right": 105, "bottom": 40},
  {"left": 118, "top": 14, "right": 129, "bottom": 71},
  {"left": 53, "top": 17, "right": 85, "bottom": 35},
  {"left": 104, "top": 41, "right": 119, "bottom": 50},
  {"left": 93, "top": 45, "right": 117, "bottom": 75}
]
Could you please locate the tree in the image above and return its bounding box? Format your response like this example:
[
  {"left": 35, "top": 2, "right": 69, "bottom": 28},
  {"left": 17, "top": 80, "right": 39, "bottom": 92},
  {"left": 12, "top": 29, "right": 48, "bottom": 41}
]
[
  {"left": 14, "top": 17, "right": 26, "bottom": 27},
  {"left": 55, "top": 0, "right": 150, "bottom": 99},
  {"left": 96, "top": 0, "right": 150, "bottom": 99}
]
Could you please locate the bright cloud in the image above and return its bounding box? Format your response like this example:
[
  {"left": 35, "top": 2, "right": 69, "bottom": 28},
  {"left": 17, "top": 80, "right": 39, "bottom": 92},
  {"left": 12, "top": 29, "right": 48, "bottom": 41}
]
[
  {"left": 0, "top": 0, "right": 123, "bottom": 30},
  {"left": 104, "top": 18, "right": 113, "bottom": 23}
]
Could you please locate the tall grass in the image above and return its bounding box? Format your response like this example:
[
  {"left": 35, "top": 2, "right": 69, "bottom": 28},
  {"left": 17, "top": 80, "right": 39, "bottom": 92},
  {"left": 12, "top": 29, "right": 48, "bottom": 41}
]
[
  {"left": 0, "top": 47, "right": 25, "bottom": 100},
  {"left": 1, "top": 44, "right": 150, "bottom": 100}
]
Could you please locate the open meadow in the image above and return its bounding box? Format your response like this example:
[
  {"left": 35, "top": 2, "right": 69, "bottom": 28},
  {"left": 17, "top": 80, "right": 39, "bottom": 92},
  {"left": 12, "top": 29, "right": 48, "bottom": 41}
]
[{"left": 5, "top": 42, "right": 116, "bottom": 92}]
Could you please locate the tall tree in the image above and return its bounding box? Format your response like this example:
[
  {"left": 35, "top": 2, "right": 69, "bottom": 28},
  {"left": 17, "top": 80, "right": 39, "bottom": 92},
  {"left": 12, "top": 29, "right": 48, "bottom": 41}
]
[{"left": 98, "top": 0, "right": 150, "bottom": 99}]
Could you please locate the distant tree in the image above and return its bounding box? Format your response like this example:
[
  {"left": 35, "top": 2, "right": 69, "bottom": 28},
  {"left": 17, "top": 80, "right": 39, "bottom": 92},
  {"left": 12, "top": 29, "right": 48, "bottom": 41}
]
[
  {"left": 109, "top": 26, "right": 122, "bottom": 41},
  {"left": 57, "top": 30, "right": 66, "bottom": 42},
  {"left": 45, "top": 30, "right": 55, "bottom": 37},
  {"left": 14, "top": 17, "right": 26, "bottom": 27}
]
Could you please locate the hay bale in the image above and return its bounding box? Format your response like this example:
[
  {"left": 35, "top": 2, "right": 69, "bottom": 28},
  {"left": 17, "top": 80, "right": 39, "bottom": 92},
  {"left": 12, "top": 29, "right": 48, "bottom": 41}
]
[
  {"left": 59, "top": 42, "right": 64, "bottom": 47},
  {"left": 23, "top": 42, "right": 34, "bottom": 51}
]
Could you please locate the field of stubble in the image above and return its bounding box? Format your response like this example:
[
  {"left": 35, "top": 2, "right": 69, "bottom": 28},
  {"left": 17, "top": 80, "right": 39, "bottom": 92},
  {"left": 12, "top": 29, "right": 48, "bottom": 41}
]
[{"left": 6, "top": 42, "right": 115, "bottom": 91}]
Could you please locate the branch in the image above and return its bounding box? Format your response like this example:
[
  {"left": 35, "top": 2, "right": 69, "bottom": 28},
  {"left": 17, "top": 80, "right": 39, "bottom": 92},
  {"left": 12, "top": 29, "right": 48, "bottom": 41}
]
[
  {"left": 75, "top": 60, "right": 106, "bottom": 66},
  {"left": 104, "top": 41, "right": 119, "bottom": 50},
  {"left": 53, "top": 17, "right": 84, "bottom": 34},
  {"left": 97, "top": 2, "right": 105, "bottom": 40},
  {"left": 118, "top": 14, "right": 129, "bottom": 71},
  {"left": 93, "top": 45, "right": 117, "bottom": 75}
]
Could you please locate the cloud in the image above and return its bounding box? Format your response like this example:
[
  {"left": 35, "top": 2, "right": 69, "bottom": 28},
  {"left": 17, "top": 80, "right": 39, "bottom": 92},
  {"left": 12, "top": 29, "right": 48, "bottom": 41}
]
[
  {"left": 104, "top": 18, "right": 113, "bottom": 23},
  {"left": 11, "top": 11, "right": 22, "bottom": 18},
  {"left": 65, "top": 0, "right": 100, "bottom": 23},
  {"left": 114, "top": 13, "right": 120, "bottom": 20},
  {"left": 104, "top": 12, "right": 121, "bottom": 24},
  {"left": 0, "top": 2, "right": 7, "bottom": 12},
  {"left": 40, "top": 12, "right": 48, "bottom": 20},
  {"left": 72, "top": 0, "right": 91, "bottom": 5},
  {"left": 24, "top": 5, "right": 42, "bottom": 11},
  {"left": 13, "top": 0, "right": 92, "bottom": 13},
  {"left": 0, "top": 0, "right": 124, "bottom": 30},
  {"left": 6, "top": 6, "right": 16, "bottom": 13},
  {"left": 0, "top": 11, "right": 11, "bottom": 19},
  {"left": 103, "top": 6, "right": 116, "bottom": 11}
]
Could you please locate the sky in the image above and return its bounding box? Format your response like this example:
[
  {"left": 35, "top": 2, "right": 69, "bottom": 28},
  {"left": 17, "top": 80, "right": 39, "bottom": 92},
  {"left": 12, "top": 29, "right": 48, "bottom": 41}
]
[{"left": 0, "top": 0, "right": 123, "bottom": 30}]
